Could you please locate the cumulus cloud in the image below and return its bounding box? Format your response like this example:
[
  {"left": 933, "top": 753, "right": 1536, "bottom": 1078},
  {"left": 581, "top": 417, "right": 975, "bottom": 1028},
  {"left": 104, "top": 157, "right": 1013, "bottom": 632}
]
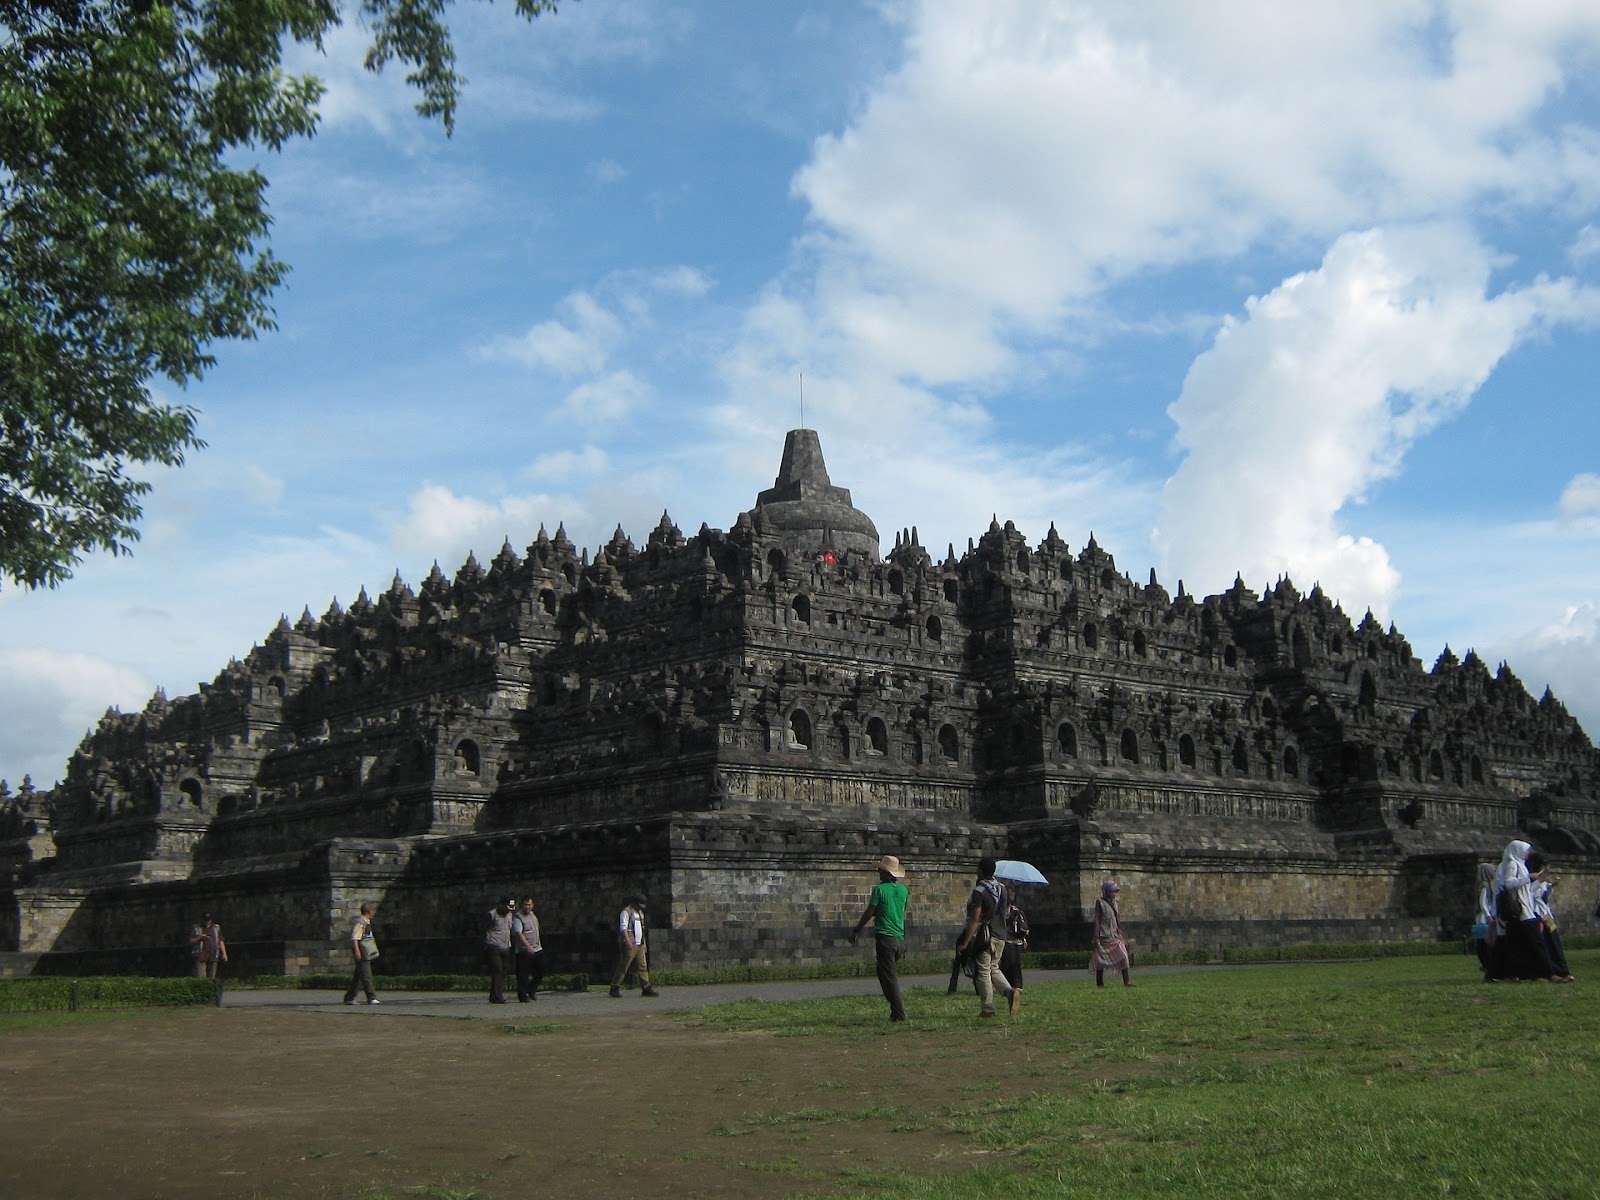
[
  {"left": 280, "top": 4, "right": 640, "bottom": 141},
  {"left": 392, "top": 483, "right": 576, "bottom": 569},
  {"left": 651, "top": 266, "right": 714, "bottom": 297},
  {"left": 280, "top": 21, "right": 421, "bottom": 142},
  {"left": 238, "top": 465, "right": 286, "bottom": 509},
  {"left": 1560, "top": 472, "right": 1600, "bottom": 523},
  {"left": 561, "top": 371, "right": 654, "bottom": 427},
  {"left": 1154, "top": 224, "right": 1590, "bottom": 614},
  {"left": 480, "top": 267, "right": 710, "bottom": 382},
  {"left": 587, "top": 157, "right": 628, "bottom": 187},
  {"left": 480, "top": 292, "right": 623, "bottom": 374},
  {"left": 0, "top": 650, "right": 152, "bottom": 789},
  {"left": 784, "top": 1, "right": 1600, "bottom": 386},
  {"left": 527, "top": 445, "right": 610, "bottom": 483},
  {"left": 1572, "top": 225, "right": 1600, "bottom": 264},
  {"left": 743, "top": 5, "right": 1600, "bottom": 417},
  {"left": 1494, "top": 601, "right": 1600, "bottom": 741}
]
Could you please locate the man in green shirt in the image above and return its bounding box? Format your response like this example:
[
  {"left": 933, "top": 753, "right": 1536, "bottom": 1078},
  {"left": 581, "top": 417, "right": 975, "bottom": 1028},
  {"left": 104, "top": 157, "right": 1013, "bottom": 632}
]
[{"left": 849, "top": 854, "right": 909, "bottom": 1022}]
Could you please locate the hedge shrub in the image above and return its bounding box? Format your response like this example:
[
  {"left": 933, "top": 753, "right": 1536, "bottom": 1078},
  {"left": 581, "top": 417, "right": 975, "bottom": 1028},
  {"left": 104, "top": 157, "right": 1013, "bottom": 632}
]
[{"left": 0, "top": 977, "right": 217, "bottom": 1013}]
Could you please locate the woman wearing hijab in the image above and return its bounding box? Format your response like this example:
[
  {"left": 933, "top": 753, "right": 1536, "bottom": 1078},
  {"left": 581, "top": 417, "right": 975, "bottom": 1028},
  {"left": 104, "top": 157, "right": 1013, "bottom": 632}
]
[
  {"left": 1473, "top": 863, "right": 1502, "bottom": 981},
  {"left": 1527, "top": 852, "right": 1576, "bottom": 983},
  {"left": 1495, "top": 841, "right": 1562, "bottom": 982},
  {"left": 1090, "top": 880, "right": 1133, "bottom": 988}
]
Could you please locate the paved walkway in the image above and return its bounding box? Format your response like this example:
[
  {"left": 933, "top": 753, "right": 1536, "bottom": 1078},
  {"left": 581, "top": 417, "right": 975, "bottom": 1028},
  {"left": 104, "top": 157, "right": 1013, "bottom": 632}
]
[{"left": 222, "top": 965, "right": 1206, "bottom": 1021}]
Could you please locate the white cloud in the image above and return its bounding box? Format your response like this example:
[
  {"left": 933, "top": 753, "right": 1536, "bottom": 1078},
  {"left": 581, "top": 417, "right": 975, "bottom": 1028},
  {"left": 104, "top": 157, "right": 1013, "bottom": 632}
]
[
  {"left": 269, "top": 153, "right": 492, "bottom": 244},
  {"left": 239, "top": 465, "right": 286, "bottom": 509},
  {"left": 280, "top": 8, "right": 622, "bottom": 142},
  {"left": 479, "top": 291, "right": 623, "bottom": 374},
  {"left": 562, "top": 370, "right": 653, "bottom": 427},
  {"left": 1495, "top": 601, "right": 1600, "bottom": 742},
  {"left": 587, "top": 158, "right": 628, "bottom": 187},
  {"left": 526, "top": 445, "right": 610, "bottom": 483},
  {"left": 281, "top": 22, "right": 421, "bottom": 142},
  {"left": 1572, "top": 224, "right": 1600, "bottom": 264},
  {"left": 0, "top": 650, "right": 152, "bottom": 789},
  {"left": 767, "top": 2, "right": 1600, "bottom": 408},
  {"left": 651, "top": 266, "right": 713, "bottom": 297},
  {"left": 1560, "top": 472, "right": 1600, "bottom": 523},
  {"left": 1154, "top": 224, "right": 1593, "bottom": 613},
  {"left": 391, "top": 483, "right": 574, "bottom": 569}
]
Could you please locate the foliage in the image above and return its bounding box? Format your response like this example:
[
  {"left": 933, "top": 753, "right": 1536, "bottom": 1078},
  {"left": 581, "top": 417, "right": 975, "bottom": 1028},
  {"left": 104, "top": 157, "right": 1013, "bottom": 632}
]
[
  {"left": 0, "top": 0, "right": 558, "bottom": 589},
  {"left": 0, "top": 975, "right": 216, "bottom": 1012}
]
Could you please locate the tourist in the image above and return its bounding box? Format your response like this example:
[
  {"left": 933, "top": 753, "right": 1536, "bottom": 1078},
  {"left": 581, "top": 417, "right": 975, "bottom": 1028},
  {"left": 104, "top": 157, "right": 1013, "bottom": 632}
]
[
  {"left": 188, "top": 919, "right": 206, "bottom": 977},
  {"left": 194, "top": 913, "right": 228, "bottom": 979},
  {"left": 848, "top": 854, "right": 909, "bottom": 1022},
  {"left": 485, "top": 895, "right": 515, "bottom": 1003},
  {"left": 1528, "top": 853, "right": 1575, "bottom": 982},
  {"left": 955, "top": 857, "right": 1018, "bottom": 1018},
  {"left": 608, "top": 894, "right": 659, "bottom": 998},
  {"left": 1473, "top": 863, "right": 1501, "bottom": 981},
  {"left": 343, "top": 902, "right": 380, "bottom": 1005},
  {"left": 513, "top": 896, "right": 545, "bottom": 1002},
  {"left": 1494, "top": 841, "right": 1561, "bottom": 982},
  {"left": 947, "top": 926, "right": 975, "bottom": 996},
  {"left": 1090, "top": 880, "right": 1133, "bottom": 987},
  {"left": 1000, "top": 883, "right": 1030, "bottom": 996}
]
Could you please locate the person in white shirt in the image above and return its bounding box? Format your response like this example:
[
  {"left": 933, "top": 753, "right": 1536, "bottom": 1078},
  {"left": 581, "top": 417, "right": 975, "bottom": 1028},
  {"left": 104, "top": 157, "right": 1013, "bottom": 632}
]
[
  {"left": 608, "top": 894, "right": 659, "bottom": 998},
  {"left": 343, "top": 903, "right": 379, "bottom": 1004},
  {"left": 512, "top": 896, "right": 545, "bottom": 1002}
]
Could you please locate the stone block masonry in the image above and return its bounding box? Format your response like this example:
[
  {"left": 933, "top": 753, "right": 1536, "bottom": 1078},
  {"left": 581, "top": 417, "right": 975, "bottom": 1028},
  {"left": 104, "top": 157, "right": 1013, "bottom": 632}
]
[{"left": 3, "top": 430, "right": 1596, "bottom": 974}]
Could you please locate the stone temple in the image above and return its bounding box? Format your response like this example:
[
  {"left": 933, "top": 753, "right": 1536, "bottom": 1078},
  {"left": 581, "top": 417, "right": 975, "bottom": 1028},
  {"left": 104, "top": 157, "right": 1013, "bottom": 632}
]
[{"left": 3, "top": 429, "right": 1598, "bottom": 977}]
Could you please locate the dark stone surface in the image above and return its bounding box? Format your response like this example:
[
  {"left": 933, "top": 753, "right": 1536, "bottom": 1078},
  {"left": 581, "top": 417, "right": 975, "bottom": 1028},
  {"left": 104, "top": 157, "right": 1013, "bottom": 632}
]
[{"left": 4, "top": 430, "right": 1597, "bottom": 974}]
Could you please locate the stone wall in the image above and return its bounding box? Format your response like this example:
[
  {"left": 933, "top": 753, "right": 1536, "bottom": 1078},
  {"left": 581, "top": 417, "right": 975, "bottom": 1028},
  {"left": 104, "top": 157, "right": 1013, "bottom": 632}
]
[{"left": 5, "top": 430, "right": 1598, "bottom": 975}]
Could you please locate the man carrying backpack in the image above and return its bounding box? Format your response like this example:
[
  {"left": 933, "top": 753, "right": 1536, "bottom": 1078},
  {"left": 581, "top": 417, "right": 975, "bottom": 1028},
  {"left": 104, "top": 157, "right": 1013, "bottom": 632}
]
[{"left": 955, "top": 857, "right": 1018, "bottom": 1018}]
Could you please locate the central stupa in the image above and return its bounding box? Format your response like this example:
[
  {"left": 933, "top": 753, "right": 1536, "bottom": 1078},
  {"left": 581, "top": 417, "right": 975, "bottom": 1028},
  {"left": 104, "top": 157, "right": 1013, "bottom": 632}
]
[{"left": 743, "top": 428, "right": 880, "bottom": 559}]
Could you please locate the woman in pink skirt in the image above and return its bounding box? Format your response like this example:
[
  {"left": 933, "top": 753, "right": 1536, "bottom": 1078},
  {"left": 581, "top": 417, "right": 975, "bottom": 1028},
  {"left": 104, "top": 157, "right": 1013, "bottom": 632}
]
[{"left": 1090, "top": 879, "right": 1133, "bottom": 987}]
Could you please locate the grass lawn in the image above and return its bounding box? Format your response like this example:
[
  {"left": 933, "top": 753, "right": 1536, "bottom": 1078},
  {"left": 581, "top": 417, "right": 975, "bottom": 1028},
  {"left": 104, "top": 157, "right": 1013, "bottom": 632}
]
[{"left": 680, "top": 950, "right": 1600, "bottom": 1199}]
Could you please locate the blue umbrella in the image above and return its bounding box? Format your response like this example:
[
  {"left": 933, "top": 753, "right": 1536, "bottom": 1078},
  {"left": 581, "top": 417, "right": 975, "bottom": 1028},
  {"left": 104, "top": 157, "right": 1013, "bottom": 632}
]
[{"left": 995, "top": 859, "right": 1048, "bottom": 885}]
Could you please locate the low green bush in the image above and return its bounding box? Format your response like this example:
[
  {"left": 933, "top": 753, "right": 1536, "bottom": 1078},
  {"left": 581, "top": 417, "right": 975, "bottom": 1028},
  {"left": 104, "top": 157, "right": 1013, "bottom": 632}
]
[{"left": 0, "top": 977, "right": 217, "bottom": 1013}]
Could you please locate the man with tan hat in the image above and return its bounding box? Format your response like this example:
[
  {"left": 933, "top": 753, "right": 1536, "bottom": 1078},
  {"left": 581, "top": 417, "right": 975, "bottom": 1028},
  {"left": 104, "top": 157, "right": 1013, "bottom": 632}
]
[{"left": 849, "top": 854, "right": 909, "bottom": 1022}]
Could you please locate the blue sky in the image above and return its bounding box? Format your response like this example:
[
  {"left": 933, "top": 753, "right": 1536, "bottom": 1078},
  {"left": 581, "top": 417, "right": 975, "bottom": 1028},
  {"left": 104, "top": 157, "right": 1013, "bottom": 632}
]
[{"left": 5, "top": 0, "right": 1600, "bottom": 789}]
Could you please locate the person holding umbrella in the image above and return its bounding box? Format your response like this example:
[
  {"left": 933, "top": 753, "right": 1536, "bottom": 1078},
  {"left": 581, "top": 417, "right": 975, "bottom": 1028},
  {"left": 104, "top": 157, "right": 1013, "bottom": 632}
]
[
  {"left": 956, "top": 857, "right": 1018, "bottom": 1018},
  {"left": 992, "top": 861, "right": 1045, "bottom": 998},
  {"left": 1000, "top": 882, "right": 1030, "bottom": 995}
]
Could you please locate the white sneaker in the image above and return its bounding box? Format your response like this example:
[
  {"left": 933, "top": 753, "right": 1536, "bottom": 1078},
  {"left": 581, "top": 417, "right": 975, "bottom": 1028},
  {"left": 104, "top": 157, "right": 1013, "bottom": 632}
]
[{"left": 368, "top": 998, "right": 381, "bottom": 1005}]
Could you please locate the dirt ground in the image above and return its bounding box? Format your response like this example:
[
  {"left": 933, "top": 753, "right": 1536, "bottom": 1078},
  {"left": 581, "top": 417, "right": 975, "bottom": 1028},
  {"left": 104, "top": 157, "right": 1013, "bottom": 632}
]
[{"left": 0, "top": 1001, "right": 1039, "bottom": 1199}]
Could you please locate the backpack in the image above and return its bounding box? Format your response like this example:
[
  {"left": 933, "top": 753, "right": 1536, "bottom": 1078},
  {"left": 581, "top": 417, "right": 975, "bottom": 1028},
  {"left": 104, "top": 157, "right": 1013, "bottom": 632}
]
[
  {"left": 1006, "top": 904, "right": 1030, "bottom": 943},
  {"left": 972, "top": 878, "right": 1009, "bottom": 950},
  {"left": 1496, "top": 887, "right": 1522, "bottom": 924}
]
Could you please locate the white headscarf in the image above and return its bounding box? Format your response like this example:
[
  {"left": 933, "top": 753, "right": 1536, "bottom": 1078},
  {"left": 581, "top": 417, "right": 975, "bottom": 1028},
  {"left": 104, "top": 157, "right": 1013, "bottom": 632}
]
[
  {"left": 1475, "top": 863, "right": 1497, "bottom": 925},
  {"left": 1495, "top": 840, "right": 1533, "bottom": 926}
]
